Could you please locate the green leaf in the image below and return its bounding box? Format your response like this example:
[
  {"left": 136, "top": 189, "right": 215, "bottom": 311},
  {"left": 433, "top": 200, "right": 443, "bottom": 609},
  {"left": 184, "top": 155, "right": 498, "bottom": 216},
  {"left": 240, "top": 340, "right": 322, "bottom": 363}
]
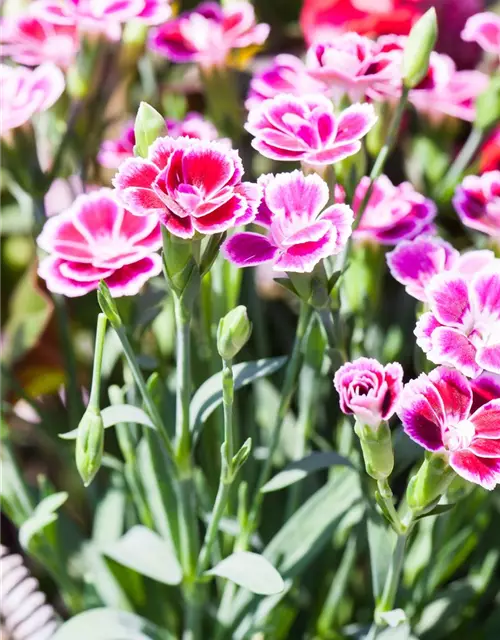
[
  {"left": 367, "top": 510, "right": 397, "bottom": 600},
  {"left": 378, "top": 609, "right": 407, "bottom": 628},
  {"left": 19, "top": 492, "right": 68, "bottom": 551},
  {"left": 59, "top": 405, "right": 154, "bottom": 439},
  {"left": 206, "top": 552, "right": 284, "bottom": 595},
  {"left": 414, "top": 503, "right": 456, "bottom": 520},
  {"left": 102, "top": 525, "right": 182, "bottom": 586},
  {"left": 261, "top": 452, "right": 353, "bottom": 493},
  {"left": 190, "top": 356, "right": 287, "bottom": 440}
]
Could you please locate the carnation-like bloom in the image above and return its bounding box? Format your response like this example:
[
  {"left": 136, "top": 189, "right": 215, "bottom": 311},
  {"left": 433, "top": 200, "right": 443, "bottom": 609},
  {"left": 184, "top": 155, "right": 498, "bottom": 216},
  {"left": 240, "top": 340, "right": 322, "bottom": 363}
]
[
  {"left": 479, "top": 127, "right": 500, "bottom": 174},
  {"left": 305, "top": 33, "right": 400, "bottom": 102},
  {"left": 334, "top": 357, "right": 403, "bottom": 427},
  {"left": 222, "top": 170, "right": 353, "bottom": 273},
  {"left": 0, "top": 15, "right": 79, "bottom": 68},
  {"left": 98, "top": 113, "right": 222, "bottom": 169},
  {"left": 149, "top": 1, "right": 269, "bottom": 68},
  {"left": 245, "top": 54, "right": 325, "bottom": 111},
  {"left": 348, "top": 175, "right": 437, "bottom": 244},
  {"left": 246, "top": 95, "right": 377, "bottom": 165},
  {"left": 415, "top": 261, "right": 500, "bottom": 378},
  {"left": 37, "top": 188, "right": 162, "bottom": 297},
  {"left": 113, "top": 137, "right": 261, "bottom": 238},
  {"left": 398, "top": 366, "right": 500, "bottom": 490},
  {"left": 0, "top": 63, "right": 65, "bottom": 134},
  {"left": 453, "top": 171, "right": 500, "bottom": 238},
  {"left": 462, "top": 11, "right": 500, "bottom": 56}
]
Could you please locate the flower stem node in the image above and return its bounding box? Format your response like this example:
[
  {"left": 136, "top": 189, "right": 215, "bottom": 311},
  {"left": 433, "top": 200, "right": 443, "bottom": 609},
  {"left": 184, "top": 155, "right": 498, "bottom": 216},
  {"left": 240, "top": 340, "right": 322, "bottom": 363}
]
[
  {"left": 406, "top": 452, "right": 456, "bottom": 516},
  {"left": 217, "top": 306, "right": 253, "bottom": 361},
  {"left": 354, "top": 421, "right": 394, "bottom": 481},
  {"left": 75, "top": 406, "right": 104, "bottom": 487},
  {"left": 403, "top": 8, "right": 438, "bottom": 89}
]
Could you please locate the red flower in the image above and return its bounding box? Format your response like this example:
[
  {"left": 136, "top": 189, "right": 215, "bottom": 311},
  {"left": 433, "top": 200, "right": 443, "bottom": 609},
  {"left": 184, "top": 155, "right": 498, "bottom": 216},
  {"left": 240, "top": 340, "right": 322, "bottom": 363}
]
[{"left": 479, "top": 127, "right": 500, "bottom": 174}]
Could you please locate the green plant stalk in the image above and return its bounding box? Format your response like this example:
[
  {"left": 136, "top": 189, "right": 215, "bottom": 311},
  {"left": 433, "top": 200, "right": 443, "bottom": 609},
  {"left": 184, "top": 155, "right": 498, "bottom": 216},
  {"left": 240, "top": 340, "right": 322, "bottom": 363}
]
[
  {"left": 438, "top": 126, "right": 484, "bottom": 197},
  {"left": 88, "top": 314, "right": 107, "bottom": 409},
  {"left": 377, "top": 479, "right": 404, "bottom": 534}
]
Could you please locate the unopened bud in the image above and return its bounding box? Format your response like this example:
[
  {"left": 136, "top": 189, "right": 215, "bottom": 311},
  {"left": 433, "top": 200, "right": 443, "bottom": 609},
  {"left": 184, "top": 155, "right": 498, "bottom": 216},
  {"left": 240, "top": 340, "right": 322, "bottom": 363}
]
[
  {"left": 354, "top": 421, "right": 394, "bottom": 480},
  {"left": 475, "top": 77, "right": 500, "bottom": 132},
  {"left": 406, "top": 452, "right": 455, "bottom": 515},
  {"left": 217, "top": 306, "right": 252, "bottom": 360},
  {"left": 134, "top": 102, "right": 167, "bottom": 158},
  {"left": 403, "top": 8, "right": 438, "bottom": 89},
  {"left": 76, "top": 407, "right": 104, "bottom": 486}
]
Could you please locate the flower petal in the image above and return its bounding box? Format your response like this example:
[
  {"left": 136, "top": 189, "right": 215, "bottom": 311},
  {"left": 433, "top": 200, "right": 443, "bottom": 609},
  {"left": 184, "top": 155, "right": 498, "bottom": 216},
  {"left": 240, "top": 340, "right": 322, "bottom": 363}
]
[
  {"left": 397, "top": 374, "right": 445, "bottom": 451},
  {"left": 449, "top": 450, "right": 500, "bottom": 490},
  {"left": 104, "top": 254, "right": 163, "bottom": 297},
  {"left": 470, "top": 399, "right": 500, "bottom": 438},
  {"left": 427, "top": 326, "right": 481, "bottom": 379},
  {"left": 264, "top": 170, "right": 329, "bottom": 221},
  {"left": 477, "top": 345, "right": 500, "bottom": 375},
  {"left": 427, "top": 273, "right": 471, "bottom": 328},
  {"left": 428, "top": 366, "right": 472, "bottom": 424},
  {"left": 335, "top": 103, "right": 377, "bottom": 143},
  {"left": 222, "top": 232, "right": 279, "bottom": 267}
]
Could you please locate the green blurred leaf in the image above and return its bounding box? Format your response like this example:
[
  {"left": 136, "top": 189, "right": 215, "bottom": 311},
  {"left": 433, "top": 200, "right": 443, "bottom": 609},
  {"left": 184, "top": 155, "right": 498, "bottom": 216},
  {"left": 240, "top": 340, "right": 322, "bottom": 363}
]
[
  {"left": 414, "top": 503, "right": 456, "bottom": 520},
  {"left": 59, "top": 405, "right": 154, "bottom": 439},
  {"left": 207, "top": 551, "right": 284, "bottom": 596},
  {"left": 19, "top": 492, "right": 68, "bottom": 551},
  {"left": 261, "top": 452, "right": 353, "bottom": 493},
  {"left": 367, "top": 510, "right": 397, "bottom": 600}
]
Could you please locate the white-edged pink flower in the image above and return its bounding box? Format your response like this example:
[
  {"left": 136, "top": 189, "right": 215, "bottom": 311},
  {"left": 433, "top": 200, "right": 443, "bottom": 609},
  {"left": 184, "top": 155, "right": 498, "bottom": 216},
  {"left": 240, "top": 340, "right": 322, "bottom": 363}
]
[
  {"left": 113, "top": 136, "right": 261, "bottom": 238},
  {"left": 305, "top": 32, "right": 400, "bottom": 102},
  {"left": 0, "top": 63, "right": 65, "bottom": 134},
  {"left": 0, "top": 15, "right": 79, "bottom": 68},
  {"left": 245, "top": 94, "right": 377, "bottom": 165},
  {"left": 453, "top": 171, "right": 500, "bottom": 238},
  {"left": 398, "top": 366, "right": 500, "bottom": 490},
  {"left": 37, "top": 188, "right": 162, "bottom": 297},
  {"left": 462, "top": 11, "right": 500, "bottom": 57},
  {"left": 334, "top": 357, "right": 403, "bottom": 428},
  {"left": 415, "top": 261, "right": 500, "bottom": 378},
  {"left": 149, "top": 1, "right": 269, "bottom": 69},
  {"left": 222, "top": 170, "right": 353, "bottom": 273}
]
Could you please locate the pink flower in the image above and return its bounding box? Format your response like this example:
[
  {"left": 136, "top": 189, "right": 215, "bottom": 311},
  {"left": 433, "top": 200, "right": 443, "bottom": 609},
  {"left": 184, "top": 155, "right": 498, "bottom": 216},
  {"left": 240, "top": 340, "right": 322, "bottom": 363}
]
[
  {"left": 37, "top": 188, "right": 162, "bottom": 297},
  {"left": 245, "top": 95, "right": 377, "bottom": 165},
  {"left": 462, "top": 11, "right": 500, "bottom": 57},
  {"left": 0, "top": 63, "right": 65, "bottom": 135},
  {"left": 305, "top": 33, "right": 400, "bottom": 102},
  {"left": 149, "top": 1, "right": 269, "bottom": 69},
  {"left": 222, "top": 170, "right": 353, "bottom": 273},
  {"left": 0, "top": 15, "right": 79, "bottom": 68},
  {"left": 113, "top": 137, "right": 260, "bottom": 239},
  {"left": 453, "top": 171, "right": 500, "bottom": 238},
  {"left": 334, "top": 357, "right": 403, "bottom": 427},
  {"left": 350, "top": 175, "right": 437, "bottom": 245},
  {"left": 98, "top": 113, "right": 222, "bottom": 169},
  {"left": 397, "top": 366, "right": 500, "bottom": 490},
  {"left": 415, "top": 261, "right": 500, "bottom": 378},
  {"left": 245, "top": 54, "right": 326, "bottom": 111},
  {"left": 471, "top": 371, "right": 500, "bottom": 414}
]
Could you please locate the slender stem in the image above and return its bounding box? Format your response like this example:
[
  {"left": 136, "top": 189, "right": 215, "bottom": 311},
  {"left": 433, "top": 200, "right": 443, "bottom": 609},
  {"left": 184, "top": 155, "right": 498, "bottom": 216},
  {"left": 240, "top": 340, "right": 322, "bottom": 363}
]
[
  {"left": 197, "top": 479, "right": 232, "bottom": 575},
  {"left": 222, "top": 359, "right": 234, "bottom": 464},
  {"left": 438, "top": 127, "right": 484, "bottom": 197},
  {"left": 173, "top": 294, "right": 192, "bottom": 464},
  {"left": 377, "top": 479, "right": 404, "bottom": 535},
  {"left": 88, "top": 314, "right": 107, "bottom": 409}
]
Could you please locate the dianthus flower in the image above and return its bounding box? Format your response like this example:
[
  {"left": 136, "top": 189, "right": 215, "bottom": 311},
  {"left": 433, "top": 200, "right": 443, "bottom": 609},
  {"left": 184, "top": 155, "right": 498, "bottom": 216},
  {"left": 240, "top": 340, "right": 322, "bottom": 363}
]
[
  {"left": 462, "top": 11, "right": 500, "bottom": 57},
  {"left": 453, "top": 171, "right": 500, "bottom": 238}
]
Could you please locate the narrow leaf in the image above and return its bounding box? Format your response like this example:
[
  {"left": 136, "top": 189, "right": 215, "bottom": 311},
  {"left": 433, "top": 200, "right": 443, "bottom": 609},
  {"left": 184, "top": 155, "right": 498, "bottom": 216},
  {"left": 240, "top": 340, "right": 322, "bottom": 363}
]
[
  {"left": 19, "top": 492, "right": 68, "bottom": 551},
  {"left": 52, "top": 608, "right": 169, "bottom": 640},
  {"left": 59, "top": 405, "right": 154, "bottom": 439},
  {"left": 415, "top": 503, "right": 456, "bottom": 520},
  {"left": 207, "top": 551, "right": 284, "bottom": 596}
]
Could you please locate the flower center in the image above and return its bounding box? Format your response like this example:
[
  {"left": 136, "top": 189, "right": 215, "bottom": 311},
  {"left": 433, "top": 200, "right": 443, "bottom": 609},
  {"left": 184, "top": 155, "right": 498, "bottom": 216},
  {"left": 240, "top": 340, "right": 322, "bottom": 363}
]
[{"left": 443, "top": 419, "right": 475, "bottom": 452}]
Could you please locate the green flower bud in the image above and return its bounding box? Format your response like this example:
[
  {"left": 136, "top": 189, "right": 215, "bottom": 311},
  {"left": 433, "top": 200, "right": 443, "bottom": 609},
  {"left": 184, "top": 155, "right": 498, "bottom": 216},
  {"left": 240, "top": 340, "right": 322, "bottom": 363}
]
[
  {"left": 134, "top": 102, "right": 167, "bottom": 158},
  {"left": 97, "top": 281, "right": 122, "bottom": 327},
  {"left": 403, "top": 8, "right": 438, "bottom": 89},
  {"left": 354, "top": 421, "right": 394, "bottom": 480},
  {"left": 406, "top": 452, "right": 456, "bottom": 515},
  {"left": 475, "top": 77, "right": 500, "bottom": 132},
  {"left": 76, "top": 406, "right": 104, "bottom": 486},
  {"left": 217, "top": 306, "right": 252, "bottom": 361}
]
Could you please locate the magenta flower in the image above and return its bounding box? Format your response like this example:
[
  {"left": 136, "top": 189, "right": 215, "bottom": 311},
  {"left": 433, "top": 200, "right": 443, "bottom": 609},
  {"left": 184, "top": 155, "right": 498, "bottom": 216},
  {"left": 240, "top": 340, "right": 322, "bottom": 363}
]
[
  {"left": 398, "top": 366, "right": 500, "bottom": 490},
  {"left": 245, "top": 54, "right": 325, "bottom": 111},
  {"left": 113, "top": 137, "right": 261, "bottom": 239},
  {"left": 305, "top": 33, "right": 400, "bottom": 102},
  {"left": 0, "top": 15, "right": 79, "bottom": 68},
  {"left": 415, "top": 261, "right": 500, "bottom": 378},
  {"left": 471, "top": 371, "right": 500, "bottom": 414},
  {"left": 149, "top": 1, "right": 270, "bottom": 69},
  {"left": 350, "top": 175, "right": 437, "bottom": 245},
  {"left": 222, "top": 170, "right": 353, "bottom": 273},
  {"left": 462, "top": 11, "right": 500, "bottom": 57},
  {"left": 246, "top": 94, "right": 376, "bottom": 165},
  {"left": 453, "top": 171, "right": 500, "bottom": 238},
  {"left": 334, "top": 357, "right": 403, "bottom": 428},
  {"left": 37, "top": 188, "right": 162, "bottom": 297},
  {"left": 0, "top": 63, "right": 65, "bottom": 135}
]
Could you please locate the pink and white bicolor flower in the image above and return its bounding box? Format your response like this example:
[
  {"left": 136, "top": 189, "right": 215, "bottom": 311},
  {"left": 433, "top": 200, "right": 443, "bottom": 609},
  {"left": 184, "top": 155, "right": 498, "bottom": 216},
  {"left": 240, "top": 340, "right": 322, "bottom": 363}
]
[
  {"left": 453, "top": 171, "right": 500, "bottom": 238},
  {"left": 245, "top": 94, "right": 377, "bottom": 165},
  {"left": 398, "top": 366, "right": 500, "bottom": 490},
  {"left": 334, "top": 357, "right": 403, "bottom": 428},
  {"left": 37, "top": 188, "right": 162, "bottom": 297},
  {"left": 415, "top": 261, "right": 500, "bottom": 378},
  {"left": 462, "top": 12, "right": 500, "bottom": 57},
  {"left": 113, "top": 136, "right": 261, "bottom": 239},
  {"left": 222, "top": 170, "right": 354, "bottom": 273}
]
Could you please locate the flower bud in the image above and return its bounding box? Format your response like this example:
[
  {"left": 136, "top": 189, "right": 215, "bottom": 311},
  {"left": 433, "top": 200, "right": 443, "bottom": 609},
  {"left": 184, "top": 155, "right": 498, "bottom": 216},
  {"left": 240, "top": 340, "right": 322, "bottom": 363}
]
[
  {"left": 355, "top": 421, "right": 394, "bottom": 480},
  {"left": 475, "top": 77, "right": 500, "bottom": 132},
  {"left": 75, "top": 406, "right": 104, "bottom": 486},
  {"left": 134, "top": 102, "right": 167, "bottom": 158},
  {"left": 406, "top": 452, "right": 456, "bottom": 516},
  {"left": 217, "top": 306, "right": 252, "bottom": 361},
  {"left": 403, "top": 8, "right": 438, "bottom": 89},
  {"left": 97, "top": 281, "right": 122, "bottom": 327}
]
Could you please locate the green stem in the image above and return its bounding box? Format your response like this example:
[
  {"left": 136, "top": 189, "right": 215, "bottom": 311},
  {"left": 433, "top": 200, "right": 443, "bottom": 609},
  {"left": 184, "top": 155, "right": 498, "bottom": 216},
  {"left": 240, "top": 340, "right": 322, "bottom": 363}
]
[
  {"left": 88, "top": 314, "right": 107, "bottom": 409},
  {"left": 377, "top": 479, "right": 404, "bottom": 535},
  {"left": 438, "top": 127, "right": 484, "bottom": 197},
  {"left": 173, "top": 294, "right": 192, "bottom": 464}
]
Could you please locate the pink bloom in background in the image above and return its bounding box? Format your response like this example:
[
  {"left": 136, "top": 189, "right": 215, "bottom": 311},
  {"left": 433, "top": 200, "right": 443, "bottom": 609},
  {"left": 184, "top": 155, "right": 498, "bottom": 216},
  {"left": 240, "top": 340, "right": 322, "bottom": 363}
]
[
  {"left": 334, "top": 357, "right": 403, "bottom": 427},
  {"left": 415, "top": 262, "right": 500, "bottom": 378},
  {"left": 0, "top": 63, "right": 65, "bottom": 134},
  {"left": 245, "top": 54, "right": 326, "bottom": 110},
  {"left": 305, "top": 33, "right": 400, "bottom": 102},
  {"left": 149, "top": 1, "right": 269, "bottom": 68},
  {"left": 98, "top": 113, "right": 222, "bottom": 169},
  {"left": 348, "top": 175, "right": 437, "bottom": 244},
  {"left": 0, "top": 15, "right": 79, "bottom": 68},
  {"left": 246, "top": 94, "right": 376, "bottom": 165},
  {"left": 453, "top": 171, "right": 500, "bottom": 238},
  {"left": 113, "top": 137, "right": 260, "bottom": 238},
  {"left": 222, "top": 170, "right": 353, "bottom": 273},
  {"left": 37, "top": 188, "right": 162, "bottom": 297},
  {"left": 398, "top": 366, "right": 500, "bottom": 490},
  {"left": 462, "top": 11, "right": 500, "bottom": 56}
]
